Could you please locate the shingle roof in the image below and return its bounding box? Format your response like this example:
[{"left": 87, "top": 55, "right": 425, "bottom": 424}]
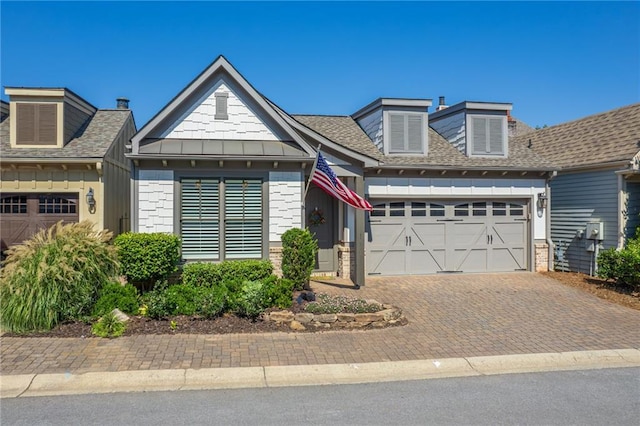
[
  {"left": 0, "top": 110, "right": 132, "bottom": 160},
  {"left": 512, "top": 103, "right": 640, "bottom": 169},
  {"left": 293, "top": 114, "right": 555, "bottom": 170}
]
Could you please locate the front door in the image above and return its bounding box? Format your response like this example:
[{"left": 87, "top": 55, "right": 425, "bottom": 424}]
[{"left": 306, "top": 185, "right": 336, "bottom": 272}]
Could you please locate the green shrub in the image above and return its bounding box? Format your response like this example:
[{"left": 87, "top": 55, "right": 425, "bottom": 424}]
[
  {"left": 199, "top": 285, "right": 228, "bottom": 319},
  {"left": 142, "top": 287, "right": 170, "bottom": 319},
  {"left": 0, "top": 221, "right": 119, "bottom": 332},
  {"left": 92, "top": 282, "right": 140, "bottom": 316},
  {"left": 597, "top": 238, "right": 640, "bottom": 288},
  {"left": 233, "top": 280, "right": 269, "bottom": 319},
  {"left": 263, "top": 276, "right": 294, "bottom": 309},
  {"left": 142, "top": 283, "right": 227, "bottom": 319},
  {"left": 114, "top": 233, "right": 180, "bottom": 289},
  {"left": 92, "top": 311, "right": 126, "bottom": 338},
  {"left": 182, "top": 260, "right": 273, "bottom": 288},
  {"left": 304, "top": 294, "right": 382, "bottom": 314},
  {"left": 281, "top": 228, "right": 318, "bottom": 291}
]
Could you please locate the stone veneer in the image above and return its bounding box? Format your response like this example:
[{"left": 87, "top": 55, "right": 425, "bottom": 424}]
[
  {"left": 265, "top": 303, "right": 405, "bottom": 331},
  {"left": 535, "top": 242, "right": 549, "bottom": 272}
]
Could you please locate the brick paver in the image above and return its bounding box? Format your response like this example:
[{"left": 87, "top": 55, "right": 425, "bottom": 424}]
[{"left": 1, "top": 273, "right": 639, "bottom": 375}]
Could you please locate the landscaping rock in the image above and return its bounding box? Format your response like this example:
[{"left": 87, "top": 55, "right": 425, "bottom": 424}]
[
  {"left": 355, "top": 312, "right": 384, "bottom": 323},
  {"left": 336, "top": 313, "right": 355, "bottom": 322},
  {"left": 269, "top": 311, "right": 294, "bottom": 323},
  {"left": 111, "top": 309, "right": 130, "bottom": 323},
  {"left": 315, "top": 314, "right": 338, "bottom": 323},
  {"left": 294, "top": 313, "right": 314, "bottom": 324},
  {"left": 289, "top": 320, "right": 306, "bottom": 331}
]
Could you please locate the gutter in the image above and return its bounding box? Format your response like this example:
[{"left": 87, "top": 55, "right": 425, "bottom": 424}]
[{"left": 546, "top": 170, "right": 558, "bottom": 271}]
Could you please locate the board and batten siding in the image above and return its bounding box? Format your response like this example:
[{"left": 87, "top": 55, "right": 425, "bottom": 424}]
[
  {"left": 355, "top": 109, "right": 383, "bottom": 151},
  {"left": 137, "top": 170, "right": 174, "bottom": 233},
  {"left": 429, "top": 110, "right": 466, "bottom": 153},
  {"left": 268, "top": 171, "right": 302, "bottom": 242},
  {"left": 550, "top": 169, "right": 618, "bottom": 274},
  {"left": 365, "top": 177, "right": 546, "bottom": 239},
  {"left": 160, "top": 80, "right": 281, "bottom": 141}
]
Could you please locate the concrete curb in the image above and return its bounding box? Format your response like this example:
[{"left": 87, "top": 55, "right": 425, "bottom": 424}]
[{"left": 2, "top": 348, "right": 639, "bottom": 398}]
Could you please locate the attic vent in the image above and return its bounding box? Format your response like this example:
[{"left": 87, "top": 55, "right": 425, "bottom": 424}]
[
  {"left": 16, "top": 103, "right": 58, "bottom": 146},
  {"left": 215, "top": 92, "right": 229, "bottom": 120},
  {"left": 388, "top": 112, "right": 424, "bottom": 154},
  {"left": 470, "top": 115, "right": 505, "bottom": 156}
]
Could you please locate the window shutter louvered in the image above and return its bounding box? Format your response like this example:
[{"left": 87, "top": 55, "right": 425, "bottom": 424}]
[
  {"left": 472, "top": 117, "right": 487, "bottom": 154},
  {"left": 224, "top": 179, "right": 262, "bottom": 259},
  {"left": 16, "top": 104, "right": 36, "bottom": 144},
  {"left": 215, "top": 93, "right": 229, "bottom": 120},
  {"left": 38, "top": 104, "right": 57, "bottom": 144},
  {"left": 488, "top": 118, "right": 504, "bottom": 154},
  {"left": 181, "top": 179, "right": 220, "bottom": 260},
  {"left": 389, "top": 114, "right": 405, "bottom": 152},
  {"left": 407, "top": 115, "right": 423, "bottom": 152}
]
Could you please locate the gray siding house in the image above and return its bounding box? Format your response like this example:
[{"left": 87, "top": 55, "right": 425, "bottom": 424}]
[
  {"left": 513, "top": 103, "right": 640, "bottom": 274},
  {"left": 129, "top": 56, "right": 557, "bottom": 286}
]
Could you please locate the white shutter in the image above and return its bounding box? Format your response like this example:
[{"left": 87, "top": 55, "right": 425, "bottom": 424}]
[
  {"left": 472, "top": 117, "right": 488, "bottom": 154},
  {"left": 181, "top": 179, "right": 220, "bottom": 260},
  {"left": 224, "top": 179, "right": 262, "bottom": 259},
  {"left": 488, "top": 118, "right": 504, "bottom": 154},
  {"left": 407, "top": 115, "right": 423, "bottom": 152},
  {"left": 389, "top": 114, "right": 405, "bottom": 152}
]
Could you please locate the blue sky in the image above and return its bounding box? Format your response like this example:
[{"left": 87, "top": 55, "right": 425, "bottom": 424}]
[{"left": 1, "top": 1, "right": 638, "bottom": 128}]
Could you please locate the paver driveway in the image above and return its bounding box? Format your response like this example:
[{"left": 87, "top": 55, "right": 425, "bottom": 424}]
[{"left": 1, "top": 273, "right": 638, "bottom": 375}]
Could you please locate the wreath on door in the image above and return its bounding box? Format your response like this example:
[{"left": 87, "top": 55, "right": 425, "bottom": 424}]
[{"left": 308, "top": 207, "right": 325, "bottom": 226}]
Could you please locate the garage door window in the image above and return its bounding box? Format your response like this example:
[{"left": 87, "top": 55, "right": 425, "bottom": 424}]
[
  {"left": 371, "top": 203, "right": 386, "bottom": 217},
  {"left": 389, "top": 202, "right": 405, "bottom": 217},
  {"left": 1, "top": 195, "right": 27, "bottom": 214},
  {"left": 493, "top": 202, "right": 507, "bottom": 216},
  {"left": 454, "top": 203, "right": 469, "bottom": 216},
  {"left": 473, "top": 202, "right": 487, "bottom": 216},
  {"left": 38, "top": 195, "right": 77, "bottom": 214},
  {"left": 411, "top": 202, "right": 427, "bottom": 217},
  {"left": 510, "top": 203, "right": 524, "bottom": 216},
  {"left": 430, "top": 203, "right": 445, "bottom": 217}
]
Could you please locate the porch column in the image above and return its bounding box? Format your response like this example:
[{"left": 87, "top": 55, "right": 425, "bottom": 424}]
[{"left": 354, "top": 176, "right": 365, "bottom": 288}]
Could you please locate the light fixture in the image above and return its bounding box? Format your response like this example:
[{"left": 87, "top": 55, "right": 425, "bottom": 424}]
[
  {"left": 537, "top": 192, "right": 548, "bottom": 209},
  {"left": 86, "top": 187, "right": 96, "bottom": 211}
]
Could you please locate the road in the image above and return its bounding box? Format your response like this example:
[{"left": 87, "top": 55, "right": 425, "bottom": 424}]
[{"left": 2, "top": 368, "right": 638, "bottom": 425}]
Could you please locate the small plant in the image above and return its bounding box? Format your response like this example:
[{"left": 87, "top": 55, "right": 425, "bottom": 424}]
[
  {"left": 169, "top": 320, "right": 178, "bottom": 331},
  {"left": 304, "top": 294, "right": 382, "bottom": 314},
  {"left": 92, "top": 311, "right": 126, "bottom": 338},
  {"left": 114, "top": 232, "right": 180, "bottom": 290},
  {"left": 0, "top": 221, "right": 119, "bottom": 332},
  {"left": 235, "top": 280, "right": 268, "bottom": 319},
  {"left": 281, "top": 228, "right": 318, "bottom": 291},
  {"left": 138, "top": 304, "right": 148, "bottom": 316},
  {"left": 92, "top": 282, "right": 140, "bottom": 316}
]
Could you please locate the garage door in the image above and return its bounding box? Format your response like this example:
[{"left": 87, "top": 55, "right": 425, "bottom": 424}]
[
  {"left": 0, "top": 193, "right": 79, "bottom": 253},
  {"left": 366, "top": 200, "right": 529, "bottom": 275}
]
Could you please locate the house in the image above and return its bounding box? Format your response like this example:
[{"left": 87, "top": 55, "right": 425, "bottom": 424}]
[
  {"left": 129, "top": 56, "right": 556, "bottom": 286},
  {"left": 0, "top": 88, "right": 136, "bottom": 254},
  {"left": 513, "top": 103, "right": 640, "bottom": 275}
]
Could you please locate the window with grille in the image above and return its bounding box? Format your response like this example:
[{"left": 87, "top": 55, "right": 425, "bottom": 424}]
[
  {"left": 38, "top": 195, "right": 77, "bottom": 214},
  {"left": 0, "top": 195, "right": 27, "bottom": 214}
]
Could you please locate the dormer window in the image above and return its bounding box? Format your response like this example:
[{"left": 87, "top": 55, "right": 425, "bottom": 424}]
[
  {"left": 388, "top": 113, "right": 424, "bottom": 154},
  {"left": 16, "top": 103, "right": 57, "bottom": 146},
  {"left": 469, "top": 115, "right": 506, "bottom": 157}
]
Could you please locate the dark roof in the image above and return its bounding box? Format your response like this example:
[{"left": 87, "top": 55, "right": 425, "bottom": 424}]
[
  {"left": 293, "top": 115, "right": 555, "bottom": 170},
  {"left": 512, "top": 103, "right": 640, "bottom": 169},
  {"left": 1, "top": 110, "right": 132, "bottom": 159}
]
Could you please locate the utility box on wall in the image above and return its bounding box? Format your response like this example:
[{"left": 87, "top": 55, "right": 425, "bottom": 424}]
[{"left": 586, "top": 222, "right": 604, "bottom": 240}]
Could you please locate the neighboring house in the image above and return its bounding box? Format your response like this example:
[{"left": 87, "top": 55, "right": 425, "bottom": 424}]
[
  {"left": 513, "top": 103, "right": 640, "bottom": 274},
  {"left": 0, "top": 88, "right": 136, "bottom": 254},
  {"left": 129, "top": 56, "right": 556, "bottom": 286}
]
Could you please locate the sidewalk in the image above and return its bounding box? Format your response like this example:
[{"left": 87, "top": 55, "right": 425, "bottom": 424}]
[{"left": 2, "top": 273, "right": 639, "bottom": 396}]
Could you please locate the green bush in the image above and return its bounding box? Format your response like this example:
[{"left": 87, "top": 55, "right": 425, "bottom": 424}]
[
  {"left": 92, "top": 311, "right": 126, "bottom": 338},
  {"left": 281, "top": 228, "right": 318, "bottom": 291},
  {"left": 0, "top": 221, "right": 119, "bottom": 333},
  {"left": 114, "top": 233, "right": 180, "bottom": 289},
  {"left": 92, "top": 282, "right": 140, "bottom": 316},
  {"left": 182, "top": 260, "right": 273, "bottom": 287},
  {"left": 235, "top": 280, "right": 268, "bottom": 319},
  {"left": 199, "top": 285, "right": 228, "bottom": 319},
  {"left": 597, "top": 237, "right": 640, "bottom": 288},
  {"left": 143, "top": 283, "right": 227, "bottom": 319},
  {"left": 262, "top": 276, "right": 294, "bottom": 309}
]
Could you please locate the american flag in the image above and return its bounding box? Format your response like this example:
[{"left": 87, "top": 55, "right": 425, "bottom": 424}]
[{"left": 311, "top": 152, "right": 372, "bottom": 211}]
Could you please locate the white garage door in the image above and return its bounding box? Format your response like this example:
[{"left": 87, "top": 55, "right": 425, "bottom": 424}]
[{"left": 366, "top": 200, "right": 529, "bottom": 275}]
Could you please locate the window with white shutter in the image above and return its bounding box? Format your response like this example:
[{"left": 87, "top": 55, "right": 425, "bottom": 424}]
[
  {"left": 224, "top": 179, "right": 262, "bottom": 259},
  {"left": 470, "top": 115, "right": 506, "bottom": 156},
  {"left": 387, "top": 112, "right": 425, "bottom": 154},
  {"left": 181, "top": 178, "right": 220, "bottom": 260}
]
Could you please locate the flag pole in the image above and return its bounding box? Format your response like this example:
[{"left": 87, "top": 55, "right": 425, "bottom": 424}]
[{"left": 303, "top": 144, "right": 322, "bottom": 200}]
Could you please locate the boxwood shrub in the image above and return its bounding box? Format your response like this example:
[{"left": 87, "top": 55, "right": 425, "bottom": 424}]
[
  {"left": 182, "top": 260, "right": 273, "bottom": 287},
  {"left": 92, "top": 282, "right": 140, "bottom": 316},
  {"left": 114, "top": 233, "right": 180, "bottom": 290}
]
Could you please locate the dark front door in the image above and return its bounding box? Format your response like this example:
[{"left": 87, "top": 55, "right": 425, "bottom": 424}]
[{"left": 306, "top": 185, "right": 336, "bottom": 272}]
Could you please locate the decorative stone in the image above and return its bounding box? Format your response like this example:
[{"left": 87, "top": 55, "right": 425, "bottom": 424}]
[
  {"left": 294, "top": 313, "right": 314, "bottom": 324},
  {"left": 336, "top": 313, "right": 355, "bottom": 322},
  {"left": 289, "top": 320, "right": 306, "bottom": 331},
  {"left": 355, "top": 312, "right": 385, "bottom": 323},
  {"left": 372, "top": 321, "right": 386, "bottom": 328},
  {"left": 111, "top": 309, "right": 129, "bottom": 323},
  {"left": 269, "top": 311, "right": 294, "bottom": 323},
  {"left": 346, "top": 321, "right": 368, "bottom": 328},
  {"left": 381, "top": 308, "right": 402, "bottom": 321},
  {"left": 315, "top": 314, "right": 338, "bottom": 323}
]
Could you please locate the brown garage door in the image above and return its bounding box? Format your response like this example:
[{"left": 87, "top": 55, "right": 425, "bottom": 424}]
[{"left": 0, "top": 193, "right": 79, "bottom": 253}]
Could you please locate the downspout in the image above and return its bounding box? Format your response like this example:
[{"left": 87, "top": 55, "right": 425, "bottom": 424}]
[
  {"left": 617, "top": 173, "right": 625, "bottom": 249},
  {"left": 546, "top": 171, "right": 558, "bottom": 271}
]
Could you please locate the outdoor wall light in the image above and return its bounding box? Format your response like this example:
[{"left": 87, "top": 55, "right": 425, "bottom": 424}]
[
  {"left": 86, "top": 187, "right": 96, "bottom": 211},
  {"left": 537, "top": 192, "right": 548, "bottom": 209}
]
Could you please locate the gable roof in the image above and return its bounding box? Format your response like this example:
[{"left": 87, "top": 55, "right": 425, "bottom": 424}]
[
  {"left": 0, "top": 110, "right": 133, "bottom": 160},
  {"left": 130, "top": 55, "right": 315, "bottom": 158},
  {"left": 293, "top": 115, "right": 555, "bottom": 171},
  {"left": 512, "top": 103, "right": 640, "bottom": 169}
]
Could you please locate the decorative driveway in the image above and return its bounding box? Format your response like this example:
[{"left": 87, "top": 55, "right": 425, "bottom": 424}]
[{"left": 1, "top": 273, "right": 638, "bottom": 375}]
